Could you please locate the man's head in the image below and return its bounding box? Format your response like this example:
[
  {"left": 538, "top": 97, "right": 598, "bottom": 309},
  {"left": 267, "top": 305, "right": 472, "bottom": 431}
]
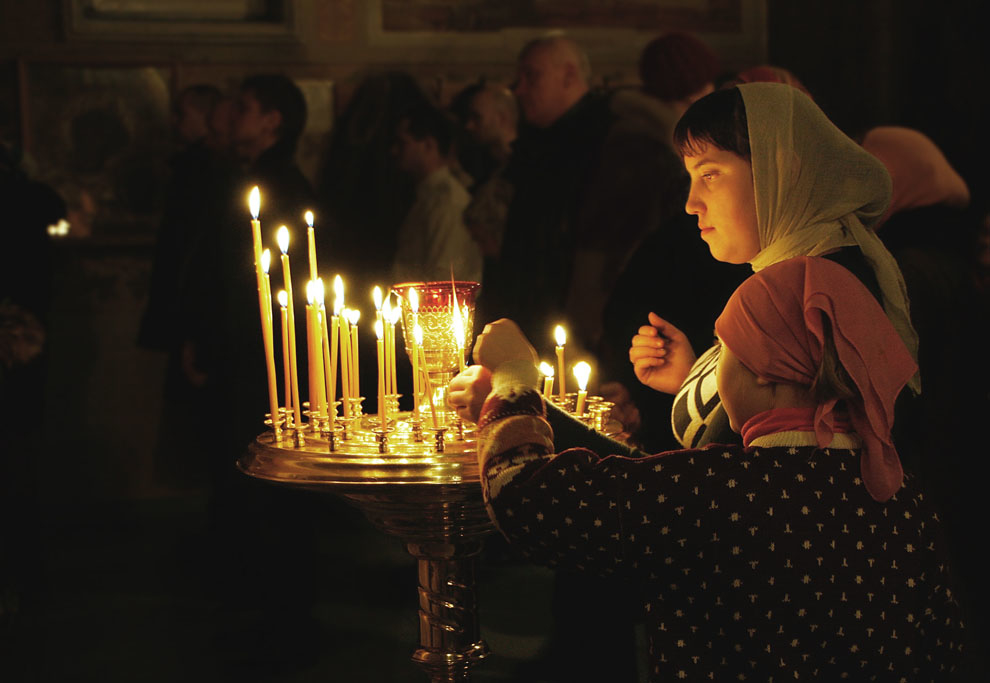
[
  {"left": 233, "top": 74, "right": 307, "bottom": 163},
  {"left": 513, "top": 34, "right": 591, "bottom": 129},
  {"left": 464, "top": 83, "right": 518, "bottom": 152},
  {"left": 392, "top": 103, "right": 454, "bottom": 180},
  {"left": 173, "top": 85, "right": 222, "bottom": 145}
]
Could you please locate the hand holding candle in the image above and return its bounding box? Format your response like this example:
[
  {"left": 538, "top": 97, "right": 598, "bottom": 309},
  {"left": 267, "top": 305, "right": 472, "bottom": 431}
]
[
  {"left": 573, "top": 361, "right": 591, "bottom": 416},
  {"left": 554, "top": 325, "right": 567, "bottom": 400},
  {"left": 452, "top": 298, "right": 466, "bottom": 373}
]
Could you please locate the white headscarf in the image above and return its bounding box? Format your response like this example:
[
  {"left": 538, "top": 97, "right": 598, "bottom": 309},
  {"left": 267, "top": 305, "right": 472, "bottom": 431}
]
[{"left": 739, "top": 82, "right": 920, "bottom": 393}]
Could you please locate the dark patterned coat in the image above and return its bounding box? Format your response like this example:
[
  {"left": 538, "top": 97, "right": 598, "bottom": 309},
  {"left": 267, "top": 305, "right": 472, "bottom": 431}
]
[{"left": 477, "top": 378, "right": 965, "bottom": 681}]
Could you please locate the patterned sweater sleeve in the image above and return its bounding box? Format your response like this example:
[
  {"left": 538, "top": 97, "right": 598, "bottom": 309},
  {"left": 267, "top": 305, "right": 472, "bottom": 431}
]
[{"left": 477, "top": 361, "right": 723, "bottom": 580}]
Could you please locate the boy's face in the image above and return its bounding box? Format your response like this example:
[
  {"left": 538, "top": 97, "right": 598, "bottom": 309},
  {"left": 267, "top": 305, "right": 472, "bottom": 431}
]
[{"left": 233, "top": 90, "right": 280, "bottom": 159}]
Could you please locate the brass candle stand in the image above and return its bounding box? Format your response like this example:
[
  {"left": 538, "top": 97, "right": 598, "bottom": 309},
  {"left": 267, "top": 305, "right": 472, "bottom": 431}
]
[{"left": 239, "top": 411, "right": 493, "bottom": 683}]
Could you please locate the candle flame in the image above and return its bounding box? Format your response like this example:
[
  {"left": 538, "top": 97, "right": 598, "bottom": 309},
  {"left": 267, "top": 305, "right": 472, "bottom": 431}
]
[
  {"left": 248, "top": 186, "right": 260, "bottom": 218},
  {"left": 373, "top": 286, "right": 383, "bottom": 311},
  {"left": 375, "top": 319, "right": 384, "bottom": 340},
  {"left": 315, "top": 277, "right": 325, "bottom": 305},
  {"left": 306, "top": 280, "right": 316, "bottom": 305},
  {"left": 409, "top": 287, "right": 419, "bottom": 313},
  {"left": 382, "top": 296, "right": 391, "bottom": 318},
  {"left": 334, "top": 275, "right": 344, "bottom": 314},
  {"left": 554, "top": 324, "right": 567, "bottom": 347},
  {"left": 277, "top": 290, "right": 288, "bottom": 308},
  {"left": 276, "top": 225, "right": 289, "bottom": 254},
  {"left": 573, "top": 361, "right": 591, "bottom": 391},
  {"left": 539, "top": 361, "right": 555, "bottom": 377},
  {"left": 261, "top": 249, "right": 271, "bottom": 274},
  {"left": 414, "top": 324, "right": 424, "bottom": 345},
  {"left": 304, "top": 210, "right": 314, "bottom": 227},
  {"left": 389, "top": 304, "right": 401, "bottom": 325},
  {"left": 453, "top": 313, "right": 465, "bottom": 348},
  {"left": 347, "top": 309, "right": 360, "bottom": 325}
]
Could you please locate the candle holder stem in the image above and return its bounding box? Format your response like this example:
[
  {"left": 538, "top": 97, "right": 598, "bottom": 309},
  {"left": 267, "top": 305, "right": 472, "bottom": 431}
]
[{"left": 407, "top": 541, "right": 490, "bottom": 682}]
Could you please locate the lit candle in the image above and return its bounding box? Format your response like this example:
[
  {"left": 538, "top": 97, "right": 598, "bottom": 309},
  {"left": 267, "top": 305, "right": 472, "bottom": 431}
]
[
  {"left": 412, "top": 323, "right": 422, "bottom": 421},
  {"left": 248, "top": 187, "right": 262, "bottom": 272},
  {"left": 375, "top": 319, "right": 386, "bottom": 433},
  {"left": 554, "top": 325, "right": 567, "bottom": 399},
  {"left": 539, "top": 361, "right": 555, "bottom": 397},
  {"left": 317, "top": 279, "right": 333, "bottom": 420},
  {"left": 305, "top": 281, "right": 327, "bottom": 424},
  {"left": 276, "top": 226, "right": 301, "bottom": 427},
  {"left": 258, "top": 250, "right": 280, "bottom": 436},
  {"left": 409, "top": 287, "right": 420, "bottom": 336},
  {"left": 387, "top": 301, "right": 400, "bottom": 397},
  {"left": 348, "top": 308, "right": 361, "bottom": 399},
  {"left": 331, "top": 276, "right": 343, "bottom": 416},
  {"left": 418, "top": 339, "right": 438, "bottom": 429},
  {"left": 573, "top": 361, "right": 591, "bottom": 416},
  {"left": 305, "top": 210, "right": 317, "bottom": 283},
  {"left": 278, "top": 290, "right": 292, "bottom": 422},
  {"left": 338, "top": 305, "right": 351, "bottom": 418},
  {"left": 373, "top": 287, "right": 386, "bottom": 397},
  {"left": 452, "top": 293, "right": 466, "bottom": 373}
]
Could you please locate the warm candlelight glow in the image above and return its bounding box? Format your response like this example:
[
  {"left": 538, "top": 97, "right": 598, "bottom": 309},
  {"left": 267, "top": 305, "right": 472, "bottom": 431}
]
[
  {"left": 555, "top": 325, "right": 567, "bottom": 399},
  {"left": 261, "top": 248, "right": 271, "bottom": 274},
  {"left": 305, "top": 210, "right": 314, "bottom": 227},
  {"left": 276, "top": 225, "right": 289, "bottom": 254},
  {"left": 452, "top": 292, "right": 466, "bottom": 372},
  {"left": 414, "top": 324, "right": 423, "bottom": 346},
  {"left": 540, "top": 361, "right": 555, "bottom": 397},
  {"left": 347, "top": 308, "right": 361, "bottom": 398},
  {"left": 573, "top": 361, "right": 591, "bottom": 391},
  {"left": 306, "top": 280, "right": 316, "bottom": 305},
  {"left": 334, "top": 275, "right": 345, "bottom": 313},
  {"left": 248, "top": 186, "right": 260, "bottom": 218},
  {"left": 277, "top": 290, "right": 288, "bottom": 308},
  {"left": 315, "top": 277, "right": 326, "bottom": 306},
  {"left": 409, "top": 287, "right": 419, "bottom": 313},
  {"left": 375, "top": 320, "right": 384, "bottom": 340},
  {"left": 574, "top": 361, "right": 591, "bottom": 416},
  {"left": 373, "top": 286, "right": 383, "bottom": 309}
]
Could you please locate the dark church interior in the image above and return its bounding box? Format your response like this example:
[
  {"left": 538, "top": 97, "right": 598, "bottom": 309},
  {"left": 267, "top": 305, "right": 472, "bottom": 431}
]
[{"left": 2, "top": 1, "right": 989, "bottom": 681}]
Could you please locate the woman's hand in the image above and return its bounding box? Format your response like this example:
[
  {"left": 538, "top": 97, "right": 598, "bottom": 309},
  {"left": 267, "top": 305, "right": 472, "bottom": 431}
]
[
  {"left": 628, "top": 312, "right": 696, "bottom": 394},
  {"left": 472, "top": 319, "right": 539, "bottom": 370},
  {"left": 447, "top": 365, "right": 493, "bottom": 424}
]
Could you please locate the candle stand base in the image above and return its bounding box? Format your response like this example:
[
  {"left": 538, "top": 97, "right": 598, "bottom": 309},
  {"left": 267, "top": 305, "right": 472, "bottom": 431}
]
[{"left": 239, "top": 412, "right": 493, "bottom": 682}]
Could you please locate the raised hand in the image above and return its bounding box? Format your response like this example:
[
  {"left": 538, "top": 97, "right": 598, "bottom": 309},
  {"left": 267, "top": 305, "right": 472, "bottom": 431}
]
[
  {"left": 446, "top": 364, "right": 493, "bottom": 424},
  {"left": 472, "top": 318, "right": 539, "bottom": 371},
  {"left": 628, "top": 312, "right": 697, "bottom": 394}
]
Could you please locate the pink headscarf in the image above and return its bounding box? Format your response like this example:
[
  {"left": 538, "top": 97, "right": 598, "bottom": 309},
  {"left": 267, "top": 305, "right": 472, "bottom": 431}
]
[
  {"left": 714, "top": 257, "right": 917, "bottom": 502},
  {"left": 862, "top": 126, "right": 970, "bottom": 227}
]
